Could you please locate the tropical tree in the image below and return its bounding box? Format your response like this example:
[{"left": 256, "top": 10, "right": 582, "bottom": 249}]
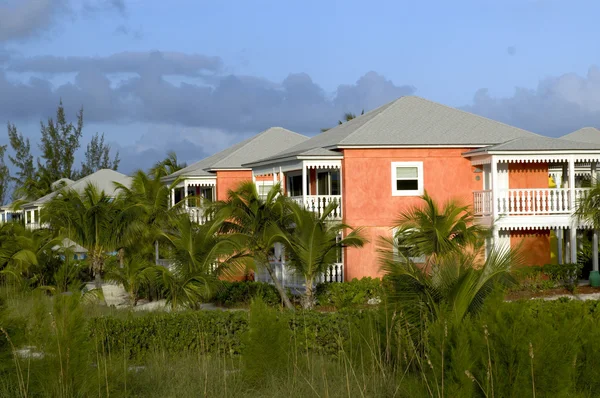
[
  {"left": 575, "top": 181, "right": 600, "bottom": 226},
  {"left": 150, "top": 151, "right": 187, "bottom": 179},
  {"left": 42, "top": 183, "right": 120, "bottom": 288},
  {"left": 276, "top": 202, "right": 366, "bottom": 309},
  {"left": 382, "top": 247, "right": 519, "bottom": 326},
  {"left": 0, "top": 223, "right": 60, "bottom": 286},
  {"left": 212, "top": 182, "right": 295, "bottom": 310},
  {"left": 320, "top": 109, "right": 364, "bottom": 132},
  {"left": 393, "top": 191, "right": 488, "bottom": 264},
  {"left": 114, "top": 170, "right": 180, "bottom": 264},
  {"left": 152, "top": 215, "right": 248, "bottom": 309},
  {"left": 104, "top": 255, "right": 154, "bottom": 306}
]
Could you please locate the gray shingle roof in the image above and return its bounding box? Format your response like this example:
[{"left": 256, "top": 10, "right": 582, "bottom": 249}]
[
  {"left": 560, "top": 127, "right": 600, "bottom": 144},
  {"left": 464, "top": 136, "right": 600, "bottom": 155},
  {"left": 163, "top": 127, "right": 308, "bottom": 180},
  {"left": 247, "top": 96, "right": 541, "bottom": 165},
  {"left": 25, "top": 169, "right": 132, "bottom": 207}
]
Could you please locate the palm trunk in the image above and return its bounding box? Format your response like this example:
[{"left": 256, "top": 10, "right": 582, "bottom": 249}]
[
  {"left": 262, "top": 257, "right": 294, "bottom": 310},
  {"left": 302, "top": 277, "right": 315, "bottom": 310},
  {"left": 92, "top": 250, "right": 103, "bottom": 289},
  {"left": 155, "top": 240, "right": 159, "bottom": 265}
]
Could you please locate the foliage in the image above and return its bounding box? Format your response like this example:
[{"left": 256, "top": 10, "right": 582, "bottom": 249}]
[
  {"left": 277, "top": 201, "right": 365, "bottom": 309},
  {"left": 542, "top": 262, "right": 582, "bottom": 291},
  {"left": 104, "top": 255, "right": 154, "bottom": 306},
  {"left": 241, "top": 298, "right": 291, "bottom": 383},
  {"left": 320, "top": 109, "right": 364, "bottom": 132},
  {"left": 0, "top": 144, "right": 10, "bottom": 205},
  {"left": 212, "top": 181, "right": 295, "bottom": 309},
  {"left": 42, "top": 183, "right": 121, "bottom": 287},
  {"left": 7, "top": 122, "right": 35, "bottom": 201},
  {"left": 77, "top": 132, "right": 120, "bottom": 178},
  {"left": 149, "top": 151, "right": 187, "bottom": 179},
  {"left": 213, "top": 281, "right": 282, "bottom": 307},
  {"left": 393, "top": 191, "right": 488, "bottom": 263},
  {"left": 575, "top": 180, "right": 600, "bottom": 227},
  {"left": 315, "top": 277, "right": 384, "bottom": 309},
  {"left": 512, "top": 263, "right": 583, "bottom": 293}
]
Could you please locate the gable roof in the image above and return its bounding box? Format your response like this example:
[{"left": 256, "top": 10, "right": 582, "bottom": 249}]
[
  {"left": 560, "top": 127, "right": 600, "bottom": 144},
  {"left": 463, "top": 136, "right": 600, "bottom": 155},
  {"left": 163, "top": 127, "right": 308, "bottom": 181},
  {"left": 25, "top": 169, "right": 132, "bottom": 207},
  {"left": 246, "top": 96, "right": 541, "bottom": 165}
]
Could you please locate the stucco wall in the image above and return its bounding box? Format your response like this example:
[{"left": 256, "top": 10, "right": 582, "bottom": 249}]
[
  {"left": 508, "top": 162, "right": 549, "bottom": 189},
  {"left": 215, "top": 170, "right": 253, "bottom": 200},
  {"left": 341, "top": 148, "right": 482, "bottom": 279},
  {"left": 510, "top": 230, "right": 551, "bottom": 266}
]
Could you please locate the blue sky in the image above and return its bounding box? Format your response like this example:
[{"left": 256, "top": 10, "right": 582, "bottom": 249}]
[{"left": 2, "top": 0, "right": 600, "bottom": 173}]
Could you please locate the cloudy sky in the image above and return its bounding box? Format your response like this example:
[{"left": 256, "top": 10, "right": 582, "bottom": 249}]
[{"left": 2, "top": 0, "right": 600, "bottom": 173}]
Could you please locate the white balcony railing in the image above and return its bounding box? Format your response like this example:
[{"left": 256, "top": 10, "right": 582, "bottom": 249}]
[
  {"left": 254, "top": 260, "right": 344, "bottom": 288},
  {"left": 186, "top": 207, "right": 212, "bottom": 224},
  {"left": 473, "top": 188, "right": 591, "bottom": 216},
  {"left": 290, "top": 195, "right": 343, "bottom": 220}
]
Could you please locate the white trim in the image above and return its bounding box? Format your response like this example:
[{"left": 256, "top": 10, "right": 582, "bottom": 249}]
[
  {"left": 337, "top": 144, "right": 486, "bottom": 149},
  {"left": 245, "top": 155, "right": 343, "bottom": 168},
  {"left": 391, "top": 161, "right": 424, "bottom": 197},
  {"left": 206, "top": 168, "right": 251, "bottom": 171}
]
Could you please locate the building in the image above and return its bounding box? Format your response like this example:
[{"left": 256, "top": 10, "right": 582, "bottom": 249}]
[
  {"left": 7, "top": 169, "right": 132, "bottom": 229},
  {"left": 161, "top": 127, "right": 308, "bottom": 223},
  {"left": 241, "top": 96, "right": 600, "bottom": 280}
]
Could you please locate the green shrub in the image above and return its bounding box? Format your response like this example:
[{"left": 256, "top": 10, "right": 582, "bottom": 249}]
[
  {"left": 213, "top": 281, "right": 282, "bottom": 307},
  {"left": 542, "top": 263, "right": 582, "bottom": 291},
  {"left": 89, "top": 308, "right": 366, "bottom": 360},
  {"left": 315, "top": 277, "right": 384, "bottom": 309}
]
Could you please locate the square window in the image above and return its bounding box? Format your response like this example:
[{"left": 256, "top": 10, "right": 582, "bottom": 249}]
[{"left": 391, "top": 162, "right": 423, "bottom": 196}]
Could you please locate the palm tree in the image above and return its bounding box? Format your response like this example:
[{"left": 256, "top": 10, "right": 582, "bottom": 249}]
[
  {"left": 575, "top": 181, "right": 600, "bottom": 226},
  {"left": 381, "top": 247, "right": 519, "bottom": 325},
  {"left": 276, "top": 202, "right": 366, "bottom": 309},
  {"left": 212, "top": 181, "right": 295, "bottom": 310},
  {"left": 320, "top": 110, "right": 364, "bottom": 132},
  {"left": 0, "top": 223, "right": 60, "bottom": 285},
  {"left": 114, "top": 170, "right": 180, "bottom": 264},
  {"left": 153, "top": 215, "right": 248, "bottom": 309},
  {"left": 104, "top": 255, "right": 154, "bottom": 306},
  {"left": 42, "top": 183, "right": 119, "bottom": 288},
  {"left": 149, "top": 151, "right": 187, "bottom": 179},
  {"left": 393, "top": 191, "right": 488, "bottom": 264}
]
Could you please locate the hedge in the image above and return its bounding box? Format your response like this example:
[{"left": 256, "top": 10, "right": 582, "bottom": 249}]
[
  {"left": 89, "top": 309, "right": 367, "bottom": 359},
  {"left": 315, "top": 277, "right": 384, "bottom": 309},
  {"left": 213, "top": 281, "right": 282, "bottom": 307}
]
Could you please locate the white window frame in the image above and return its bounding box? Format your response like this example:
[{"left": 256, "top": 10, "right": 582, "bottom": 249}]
[
  {"left": 255, "top": 180, "right": 275, "bottom": 200},
  {"left": 391, "top": 161, "right": 423, "bottom": 197},
  {"left": 391, "top": 227, "right": 426, "bottom": 263}
]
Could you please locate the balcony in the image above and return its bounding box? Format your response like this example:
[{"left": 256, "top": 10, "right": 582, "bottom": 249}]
[
  {"left": 290, "top": 195, "right": 343, "bottom": 220},
  {"left": 473, "top": 188, "right": 591, "bottom": 217}
]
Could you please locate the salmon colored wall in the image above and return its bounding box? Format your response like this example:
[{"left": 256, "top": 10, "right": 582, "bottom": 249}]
[
  {"left": 510, "top": 230, "right": 551, "bottom": 266},
  {"left": 341, "top": 148, "right": 482, "bottom": 279},
  {"left": 508, "top": 163, "right": 549, "bottom": 189},
  {"left": 215, "top": 170, "right": 253, "bottom": 200}
]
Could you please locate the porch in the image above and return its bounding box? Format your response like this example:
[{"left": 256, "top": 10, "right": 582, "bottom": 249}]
[
  {"left": 169, "top": 178, "right": 216, "bottom": 224},
  {"left": 252, "top": 159, "right": 343, "bottom": 220}
]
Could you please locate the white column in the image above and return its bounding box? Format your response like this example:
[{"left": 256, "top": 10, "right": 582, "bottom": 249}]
[
  {"left": 490, "top": 156, "right": 498, "bottom": 222},
  {"left": 170, "top": 188, "right": 175, "bottom": 207},
  {"left": 338, "top": 165, "right": 343, "bottom": 219},
  {"left": 272, "top": 168, "right": 276, "bottom": 184},
  {"left": 592, "top": 162, "right": 598, "bottom": 185},
  {"left": 568, "top": 156, "right": 576, "bottom": 211},
  {"left": 593, "top": 230, "right": 599, "bottom": 272},
  {"left": 302, "top": 161, "right": 308, "bottom": 205},
  {"left": 183, "top": 180, "right": 189, "bottom": 210},
  {"left": 557, "top": 229, "right": 563, "bottom": 265},
  {"left": 569, "top": 227, "right": 577, "bottom": 264},
  {"left": 252, "top": 172, "right": 256, "bottom": 183}
]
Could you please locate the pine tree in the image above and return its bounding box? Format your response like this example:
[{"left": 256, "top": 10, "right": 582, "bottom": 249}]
[
  {"left": 0, "top": 145, "right": 10, "bottom": 205},
  {"left": 7, "top": 122, "right": 35, "bottom": 200},
  {"left": 77, "top": 132, "right": 120, "bottom": 178}
]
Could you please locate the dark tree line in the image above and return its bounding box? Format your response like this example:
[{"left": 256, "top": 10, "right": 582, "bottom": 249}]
[{"left": 1, "top": 101, "right": 120, "bottom": 203}]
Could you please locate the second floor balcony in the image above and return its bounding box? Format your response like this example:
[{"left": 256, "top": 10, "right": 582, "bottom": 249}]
[{"left": 473, "top": 187, "right": 591, "bottom": 217}]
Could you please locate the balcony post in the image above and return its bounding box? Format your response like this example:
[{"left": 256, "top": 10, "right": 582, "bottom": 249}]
[
  {"left": 490, "top": 156, "right": 499, "bottom": 220},
  {"left": 183, "top": 180, "right": 189, "bottom": 210},
  {"left": 568, "top": 156, "right": 576, "bottom": 211},
  {"left": 302, "top": 161, "right": 308, "bottom": 207},
  {"left": 170, "top": 188, "right": 175, "bottom": 207}
]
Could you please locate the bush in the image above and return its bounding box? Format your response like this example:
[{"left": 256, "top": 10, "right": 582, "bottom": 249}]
[
  {"left": 542, "top": 263, "right": 582, "bottom": 290},
  {"left": 315, "top": 277, "right": 384, "bottom": 309},
  {"left": 89, "top": 308, "right": 366, "bottom": 360},
  {"left": 213, "top": 281, "right": 283, "bottom": 307},
  {"left": 512, "top": 263, "right": 583, "bottom": 292}
]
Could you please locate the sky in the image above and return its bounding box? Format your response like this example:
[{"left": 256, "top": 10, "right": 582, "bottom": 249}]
[{"left": 2, "top": 0, "right": 600, "bottom": 174}]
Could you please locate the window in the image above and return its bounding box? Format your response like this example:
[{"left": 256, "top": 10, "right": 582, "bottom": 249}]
[
  {"left": 317, "top": 170, "right": 341, "bottom": 195},
  {"left": 287, "top": 174, "right": 303, "bottom": 197},
  {"left": 392, "top": 228, "right": 426, "bottom": 263},
  {"left": 255, "top": 181, "right": 274, "bottom": 200},
  {"left": 200, "top": 187, "right": 214, "bottom": 201},
  {"left": 391, "top": 161, "right": 423, "bottom": 196}
]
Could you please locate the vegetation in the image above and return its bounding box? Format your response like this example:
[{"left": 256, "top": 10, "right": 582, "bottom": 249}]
[{"left": 315, "top": 277, "right": 384, "bottom": 309}]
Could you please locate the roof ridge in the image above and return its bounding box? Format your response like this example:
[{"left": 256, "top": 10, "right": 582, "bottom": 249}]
[{"left": 212, "top": 127, "right": 299, "bottom": 168}]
